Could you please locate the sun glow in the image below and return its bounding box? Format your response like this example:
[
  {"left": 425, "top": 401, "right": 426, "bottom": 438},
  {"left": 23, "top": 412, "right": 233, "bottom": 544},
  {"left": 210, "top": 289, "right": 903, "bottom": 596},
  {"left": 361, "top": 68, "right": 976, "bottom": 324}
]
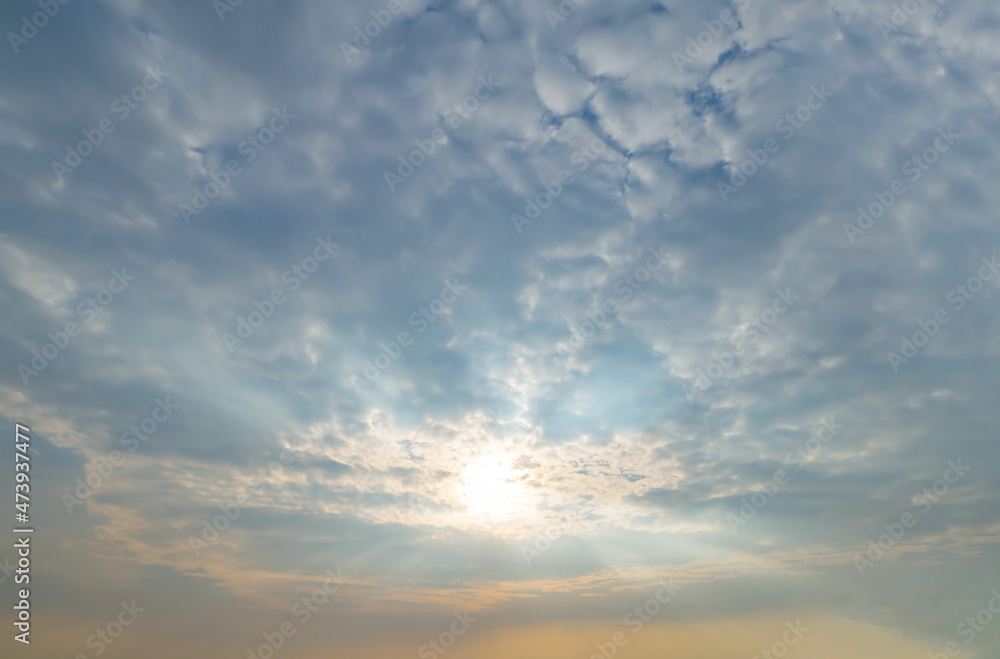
[{"left": 459, "top": 454, "right": 530, "bottom": 520}]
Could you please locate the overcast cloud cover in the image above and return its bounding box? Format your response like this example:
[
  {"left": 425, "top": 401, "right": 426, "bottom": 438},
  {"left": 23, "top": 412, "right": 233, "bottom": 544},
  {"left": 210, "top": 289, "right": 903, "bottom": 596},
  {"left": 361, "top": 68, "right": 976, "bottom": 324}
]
[{"left": 2, "top": 0, "right": 1000, "bottom": 657}]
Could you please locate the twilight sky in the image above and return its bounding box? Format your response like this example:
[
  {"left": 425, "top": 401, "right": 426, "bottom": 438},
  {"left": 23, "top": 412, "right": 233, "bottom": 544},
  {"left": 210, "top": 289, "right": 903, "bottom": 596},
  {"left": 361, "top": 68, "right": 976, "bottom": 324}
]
[{"left": 2, "top": 0, "right": 1000, "bottom": 657}]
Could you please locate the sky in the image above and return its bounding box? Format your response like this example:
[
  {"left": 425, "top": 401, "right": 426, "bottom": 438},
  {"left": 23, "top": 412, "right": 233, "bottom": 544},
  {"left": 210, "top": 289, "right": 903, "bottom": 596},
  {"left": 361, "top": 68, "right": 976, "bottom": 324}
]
[{"left": 2, "top": 0, "right": 1000, "bottom": 657}]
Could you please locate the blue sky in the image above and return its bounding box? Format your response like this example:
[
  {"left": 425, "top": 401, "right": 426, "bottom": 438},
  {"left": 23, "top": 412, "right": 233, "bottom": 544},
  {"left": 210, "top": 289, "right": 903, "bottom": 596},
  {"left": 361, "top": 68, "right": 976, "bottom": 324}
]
[{"left": 2, "top": 0, "right": 1000, "bottom": 657}]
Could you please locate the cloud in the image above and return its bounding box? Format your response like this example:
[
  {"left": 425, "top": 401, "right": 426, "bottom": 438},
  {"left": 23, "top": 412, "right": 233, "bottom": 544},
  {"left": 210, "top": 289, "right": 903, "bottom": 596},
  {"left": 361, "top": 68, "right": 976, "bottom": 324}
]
[{"left": 3, "top": 0, "right": 1000, "bottom": 655}]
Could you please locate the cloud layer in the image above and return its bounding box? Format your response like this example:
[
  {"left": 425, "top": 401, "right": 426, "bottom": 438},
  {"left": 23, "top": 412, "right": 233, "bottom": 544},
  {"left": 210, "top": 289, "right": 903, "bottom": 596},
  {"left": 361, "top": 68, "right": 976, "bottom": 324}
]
[{"left": 2, "top": 0, "right": 1000, "bottom": 656}]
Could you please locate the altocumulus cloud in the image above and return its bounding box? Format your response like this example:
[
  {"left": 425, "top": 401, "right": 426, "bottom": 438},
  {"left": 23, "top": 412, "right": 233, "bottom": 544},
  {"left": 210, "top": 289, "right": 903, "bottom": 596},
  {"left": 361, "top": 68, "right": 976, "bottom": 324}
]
[{"left": 1, "top": 0, "right": 1000, "bottom": 657}]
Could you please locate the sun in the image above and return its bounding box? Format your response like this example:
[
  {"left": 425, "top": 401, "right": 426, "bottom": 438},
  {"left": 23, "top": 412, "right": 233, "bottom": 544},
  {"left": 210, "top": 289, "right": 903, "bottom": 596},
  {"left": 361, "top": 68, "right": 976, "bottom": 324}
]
[{"left": 459, "top": 454, "right": 528, "bottom": 519}]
